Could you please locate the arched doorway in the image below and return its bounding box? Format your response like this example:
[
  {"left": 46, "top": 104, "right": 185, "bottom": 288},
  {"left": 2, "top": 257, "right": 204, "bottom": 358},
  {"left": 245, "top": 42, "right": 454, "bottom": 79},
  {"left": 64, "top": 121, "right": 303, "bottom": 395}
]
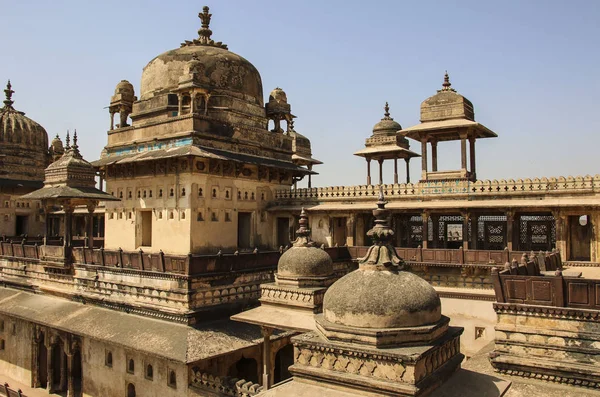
[
  {"left": 274, "top": 344, "right": 294, "bottom": 384},
  {"left": 229, "top": 357, "right": 258, "bottom": 384},
  {"left": 50, "top": 342, "right": 64, "bottom": 390},
  {"left": 72, "top": 350, "right": 83, "bottom": 396},
  {"left": 127, "top": 383, "right": 136, "bottom": 397},
  {"left": 38, "top": 336, "right": 48, "bottom": 388}
]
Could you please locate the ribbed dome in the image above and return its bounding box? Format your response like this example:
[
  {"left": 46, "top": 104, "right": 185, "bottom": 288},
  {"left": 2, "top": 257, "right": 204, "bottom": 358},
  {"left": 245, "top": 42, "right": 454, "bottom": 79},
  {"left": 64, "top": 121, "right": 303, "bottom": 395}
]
[
  {"left": 372, "top": 102, "right": 402, "bottom": 135},
  {"left": 0, "top": 81, "right": 49, "bottom": 181}
]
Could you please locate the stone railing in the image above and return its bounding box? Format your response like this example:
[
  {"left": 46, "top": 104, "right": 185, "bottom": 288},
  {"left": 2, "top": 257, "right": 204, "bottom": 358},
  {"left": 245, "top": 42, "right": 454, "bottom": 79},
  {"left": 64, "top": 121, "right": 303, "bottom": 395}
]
[
  {"left": 0, "top": 382, "right": 27, "bottom": 397},
  {"left": 190, "top": 370, "right": 262, "bottom": 397},
  {"left": 0, "top": 243, "right": 68, "bottom": 265},
  {"left": 275, "top": 175, "right": 600, "bottom": 201}
]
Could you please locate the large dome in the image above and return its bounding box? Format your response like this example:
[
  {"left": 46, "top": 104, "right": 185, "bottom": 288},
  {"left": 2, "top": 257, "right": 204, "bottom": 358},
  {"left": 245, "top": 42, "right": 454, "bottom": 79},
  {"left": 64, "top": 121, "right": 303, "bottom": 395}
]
[
  {"left": 140, "top": 41, "right": 263, "bottom": 106},
  {"left": 0, "top": 81, "right": 49, "bottom": 181}
]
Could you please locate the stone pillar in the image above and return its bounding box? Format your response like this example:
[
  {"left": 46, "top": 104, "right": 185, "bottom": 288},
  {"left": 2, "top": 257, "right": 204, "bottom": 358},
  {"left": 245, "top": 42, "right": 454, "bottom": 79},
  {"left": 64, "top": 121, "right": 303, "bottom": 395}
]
[
  {"left": 32, "top": 331, "right": 41, "bottom": 388},
  {"left": 261, "top": 327, "right": 273, "bottom": 390},
  {"left": 462, "top": 211, "right": 470, "bottom": 250},
  {"left": 469, "top": 137, "right": 476, "bottom": 179},
  {"left": 66, "top": 352, "right": 74, "bottom": 397},
  {"left": 378, "top": 158, "right": 384, "bottom": 185},
  {"left": 308, "top": 164, "right": 313, "bottom": 188},
  {"left": 405, "top": 158, "right": 410, "bottom": 183},
  {"left": 506, "top": 210, "right": 515, "bottom": 251},
  {"left": 60, "top": 348, "right": 67, "bottom": 391},
  {"left": 431, "top": 214, "right": 439, "bottom": 248},
  {"left": 47, "top": 341, "right": 54, "bottom": 393},
  {"left": 421, "top": 138, "right": 428, "bottom": 180},
  {"left": 109, "top": 111, "right": 115, "bottom": 131},
  {"left": 431, "top": 140, "right": 438, "bottom": 172},
  {"left": 63, "top": 204, "right": 74, "bottom": 248},
  {"left": 346, "top": 214, "right": 356, "bottom": 246},
  {"left": 394, "top": 158, "right": 398, "bottom": 184},
  {"left": 470, "top": 214, "right": 479, "bottom": 250},
  {"left": 177, "top": 94, "right": 183, "bottom": 115},
  {"left": 553, "top": 209, "right": 568, "bottom": 256},
  {"left": 366, "top": 158, "right": 371, "bottom": 186},
  {"left": 190, "top": 92, "right": 196, "bottom": 114},
  {"left": 421, "top": 211, "right": 429, "bottom": 249},
  {"left": 86, "top": 204, "right": 96, "bottom": 249},
  {"left": 460, "top": 134, "right": 467, "bottom": 172}
]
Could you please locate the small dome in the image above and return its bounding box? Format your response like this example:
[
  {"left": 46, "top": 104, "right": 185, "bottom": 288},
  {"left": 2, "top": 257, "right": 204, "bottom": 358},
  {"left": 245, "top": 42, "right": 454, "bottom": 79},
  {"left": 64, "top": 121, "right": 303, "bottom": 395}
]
[
  {"left": 112, "top": 80, "right": 136, "bottom": 103},
  {"left": 372, "top": 102, "right": 401, "bottom": 135},
  {"left": 0, "top": 80, "right": 49, "bottom": 181},
  {"left": 51, "top": 134, "right": 64, "bottom": 153},
  {"left": 45, "top": 131, "right": 96, "bottom": 188},
  {"left": 269, "top": 87, "right": 287, "bottom": 104},
  {"left": 420, "top": 72, "right": 474, "bottom": 122},
  {"left": 278, "top": 246, "right": 333, "bottom": 278},
  {"left": 323, "top": 270, "right": 441, "bottom": 328}
]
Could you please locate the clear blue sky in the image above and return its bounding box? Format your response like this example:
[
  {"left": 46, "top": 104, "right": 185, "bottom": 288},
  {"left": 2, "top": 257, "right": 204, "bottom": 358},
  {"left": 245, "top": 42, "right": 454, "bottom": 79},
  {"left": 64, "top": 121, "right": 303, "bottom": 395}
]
[{"left": 2, "top": 1, "right": 599, "bottom": 187}]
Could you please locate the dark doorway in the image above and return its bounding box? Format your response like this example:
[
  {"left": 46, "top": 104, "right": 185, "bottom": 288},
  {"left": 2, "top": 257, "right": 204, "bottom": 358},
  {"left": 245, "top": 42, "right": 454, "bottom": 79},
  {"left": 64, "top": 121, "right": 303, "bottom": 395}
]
[
  {"left": 230, "top": 357, "right": 258, "bottom": 384},
  {"left": 72, "top": 350, "right": 82, "bottom": 396},
  {"left": 569, "top": 215, "right": 592, "bottom": 261},
  {"left": 238, "top": 212, "right": 252, "bottom": 249},
  {"left": 274, "top": 344, "right": 294, "bottom": 384},
  {"left": 333, "top": 217, "right": 347, "bottom": 247},
  {"left": 141, "top": 211, "right": 152, "bottom": 247},
  {"left": 127, "top": 383, "right": 136, "bottom": 397},
  {"left": 276, "top": 217, "right": 290, "bottom": 248},
  {"left": 50, "top": 342, "right": 64, "bottom": 390},
  {"left": 38, "top": 336, "right": 48, "bottom": 388},
  {"left": 15, "top": 215, "right": 28, "bottom": 236}
]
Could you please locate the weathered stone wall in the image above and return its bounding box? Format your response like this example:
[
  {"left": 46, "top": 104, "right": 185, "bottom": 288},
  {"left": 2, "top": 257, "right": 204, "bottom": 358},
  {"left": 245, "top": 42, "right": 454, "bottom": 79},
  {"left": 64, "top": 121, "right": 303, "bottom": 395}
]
[{"left": 0, "top": 314, "right": 34, "bottom": 385}]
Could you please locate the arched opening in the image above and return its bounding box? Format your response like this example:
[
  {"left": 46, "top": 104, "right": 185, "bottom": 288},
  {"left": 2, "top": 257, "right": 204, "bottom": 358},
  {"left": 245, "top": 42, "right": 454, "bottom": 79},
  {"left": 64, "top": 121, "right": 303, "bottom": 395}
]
[
  {"left": 51, "top": 342, "right": 64, "bottom": 390},
  {"left": 168, "top": 370, "right": 177, "bottom": 387},
  {"left": 106, "top": 352, "right": 113, "bottom": 367},
  {"left": 146, "top": 364, "right": 153, "bottom": 380},
  {"left": 127, "top": 383, "right": 136, "bottom": 397},
  {"left": 128, "top": 359, "right": 135, "bottom": 373},
  {"left": 274, "top": 344, "right": 294, "bottom": 384},
  {"left": 72, "top": 350, "right": 83, "bottom": 395},
  {"left": 229, "top": 356, "right": 258, "bottom": 384}
]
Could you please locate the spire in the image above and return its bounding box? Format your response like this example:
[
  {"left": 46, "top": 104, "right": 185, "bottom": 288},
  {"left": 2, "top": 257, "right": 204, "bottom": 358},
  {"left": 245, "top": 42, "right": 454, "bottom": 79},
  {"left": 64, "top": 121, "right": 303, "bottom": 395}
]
[
  {"left": 72, "top": 129, "right": 81, "bottom": 156},
  {"left": 292, "top": 208, "right": 315, "bottom": 247},
  {"left": 3, "top": 80, "right": 15, "bottom": 110},
  {"left": 358, "top": 186, "right": 403, "bottom": 269},
  {"left": 382, "top": 102, "right": 393, "bottom": 120},
  {"left": 181, "top": 6, "right": 228, "bottom": 49},
  {"left": 65, "top": 130, "right": 71, "bottom": 150},
  {"left": 441, "top": 71, "right": 456, "bottom": 92}
]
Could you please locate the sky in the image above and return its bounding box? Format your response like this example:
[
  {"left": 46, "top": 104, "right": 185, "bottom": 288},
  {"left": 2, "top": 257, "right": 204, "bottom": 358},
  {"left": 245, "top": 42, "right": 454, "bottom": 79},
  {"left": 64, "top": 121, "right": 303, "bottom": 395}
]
[{"left": 1, "top": 0, "right": 599, "bottom": 187}]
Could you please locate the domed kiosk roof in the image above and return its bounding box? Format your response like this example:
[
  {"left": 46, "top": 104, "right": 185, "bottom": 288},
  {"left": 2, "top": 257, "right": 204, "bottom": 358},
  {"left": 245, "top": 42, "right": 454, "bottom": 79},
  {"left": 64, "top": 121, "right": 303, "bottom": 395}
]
[
  {"left": 140, "top": 7, "right": 263, "bottom": 106},
  {"left": 0, "top": 81, "right": 49, "bottom": 182}
]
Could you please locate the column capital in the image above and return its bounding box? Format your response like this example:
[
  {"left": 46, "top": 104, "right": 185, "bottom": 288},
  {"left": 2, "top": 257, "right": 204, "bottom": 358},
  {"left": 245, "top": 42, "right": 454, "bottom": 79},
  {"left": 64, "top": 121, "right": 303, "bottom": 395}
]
[
  {"left": 421, "top": 210, "right": 430, "bottom": 221},
  {"left": 261, "top": 326, "right": 274, "bottom": 338}
]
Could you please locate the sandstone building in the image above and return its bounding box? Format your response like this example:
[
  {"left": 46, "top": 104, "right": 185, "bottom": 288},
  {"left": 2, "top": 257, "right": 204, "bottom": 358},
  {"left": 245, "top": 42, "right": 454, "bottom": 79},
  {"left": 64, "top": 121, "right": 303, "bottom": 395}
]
[{"left": 2, "top": 5, "right": 600, "bottom": 397}]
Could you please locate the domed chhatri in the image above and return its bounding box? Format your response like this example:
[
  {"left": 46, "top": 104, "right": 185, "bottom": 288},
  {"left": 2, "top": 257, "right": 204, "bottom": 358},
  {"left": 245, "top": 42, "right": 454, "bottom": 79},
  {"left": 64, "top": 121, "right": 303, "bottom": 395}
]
[
  {"left": 0, "top": 80, "right": 49, "bottom": 181},
  {"left": 319, "top": 189, "right": 446, "bottom": 346},
  {"left": 420, "top": 71, "right": 474, "bottom": 122},
  {"left": 277, "top": 208, "right": 334, "bottom": 286}
]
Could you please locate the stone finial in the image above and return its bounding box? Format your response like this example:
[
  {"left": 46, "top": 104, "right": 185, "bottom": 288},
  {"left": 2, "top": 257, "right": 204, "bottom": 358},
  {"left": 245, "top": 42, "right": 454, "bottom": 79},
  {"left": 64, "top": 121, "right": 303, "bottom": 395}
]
[
  {"left": 358, "top": 186, "right": 403, "bottom": 269},
  {"left": 440, "top": 71, "right": 456, "bottom": 92},
  {"left": 71, "top": 130, "right": 82, "bottom": 158},
  {"left": 383, "top": 102, "right": 391, "bottom": 120},
  {"left": 65, "top": 130, "right": 71, "bottom": 150},
  {"left": 198, "top": 6, "right": 213, "bottom": 42},
  {"left": 3, "top": 80, "right": 14, "bottom": 110},
  {"left": 292, "top": 208, "right": 315, "bottom": 248}
]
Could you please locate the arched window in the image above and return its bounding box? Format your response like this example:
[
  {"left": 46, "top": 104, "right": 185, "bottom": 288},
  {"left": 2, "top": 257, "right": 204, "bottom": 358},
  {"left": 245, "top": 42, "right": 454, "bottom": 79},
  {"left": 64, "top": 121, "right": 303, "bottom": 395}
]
[
  {"left": 137, "top": 191, "right": 141, "bottom": 198},
  {"left": 143, "top": 190, "right": 147, "bottom": 198},
  {"left": 158, "top": 211, "right": 163, "bottom": 220},
  {"left": 119, "top": 191, "right": 123, "bottom": 199},
  {"left": 244, "top": 192, "right": 248, "bottom": 200},
  {"left": 149, "top": 190, "right": 152, "bottom": 198},
  {"left": 237, "top": 191, "right": 242, "bottom": 200},
  {"left": 169, "top": 211, "right": 174, "bottom": 220},
  {"left": 251, "top": 192, "right": 255, "bottom": 200},
  {"left": 105, "top": 351, "right": 112, "bottom": 367},
  {"left": 198, "top": 188, "right": 203, "bottom": 197},
  {"left": 212, "top": 189, "right": 217, "bottom": 198},
  {"left": 128, "top": 191, "right": 132, "bottom": 199},
  {"left": 168, "top": 370, "right": 177, "bottom": 388},
  {"left": 197, "top": 212, "right": 203, "bottom": 221},
  {"left": 225, "top": 190, "right": 230, "bottom": 199},
  {"left": 127, "top": 383, "right": 136, "bottom": 397},
  {"left": 128, "top": 359, "right": 135, "bottom": 374},
  {"left": 181, "top": 211, "right": 186, "bottom": 220},
  {"left": 169, "top": 188, "right": 174, "bottom": 197},
  {"left": 146, "top": 364, "right": 153, "bottom": 380},
  {"left": 159, "top": 189, "right": 163, "bottom": 198}
]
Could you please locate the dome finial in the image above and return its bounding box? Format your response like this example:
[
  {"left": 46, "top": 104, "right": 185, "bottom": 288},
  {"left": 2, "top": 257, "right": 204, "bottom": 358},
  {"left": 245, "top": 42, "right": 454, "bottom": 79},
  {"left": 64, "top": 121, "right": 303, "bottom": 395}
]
[
  {"left": 3, "top": 80, "right": 15, "bottom": 110},
  {"left": 65, "top": 130, "right": 71, "bottom": 150},
  {"left": 382, "top": 102, "right": 393, "bottom": 120},
  {"left": 292, "top": 208, "right": 315, "bottom": 247},
  {"left": 198, "top": 6, "right": 213, "bottom": 42},
  {"left": 441, "top": 70, "right": 456, "bottom": 92}
]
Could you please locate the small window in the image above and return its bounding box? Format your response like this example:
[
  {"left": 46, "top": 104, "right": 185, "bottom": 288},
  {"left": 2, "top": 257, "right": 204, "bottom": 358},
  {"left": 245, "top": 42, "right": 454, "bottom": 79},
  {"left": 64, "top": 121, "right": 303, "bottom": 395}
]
[
  {"left": 225, "top": 190, "right": 230, "bottom": 199},
  {"left": 197, "top": 212, "right": 204, "bottom": 221},
  {"left": 110, "top": 191, "right": 114, "bottom": 196},
  {"left": 181, "top": 188, "right": 186, "bottom": 197},
  {"left": 149, "top": 190, "right": 152, "bottom": 198},
  {"left": 251, "top": 192, "right": 255, "bottom": 200},
  {"left": 0, "top": 320, "right": 4, "bottom": 332},
  {"left": 127, "top": 358, "right": 135, "bottom": 374},
  {"left": 212, "top": 189, "right": 217, "bottom": 198},
  {"left": 145, "top": 364, "right": 153, "bottom": 380},
  {"left": 181, "top": 211, "right": 186, "bottom": 220},
  {"left": 159, "top": 189, "right": 163, "bottom": 198},
  {"left": 137, "top": 191, "right": 141, "bottom": 198},
  {"left": 225, "top": 212, "right": 231, "bottom": 222},
  {"left": 27, "top": 203, "right": 30, "bottom": 208},
  {"left": 198, "top": 188, "right": 203, "bottom": 197},
  {"left": 237, "top": 191, "right": 242, "bottom": 200},
  {"left": 169, "top": 211, "right": 174, "bottom": 220},
  {"left": 475, "top": 327, "right": 486, "bottom": 340},
  {"left": 16, "top": 203, "right": 20, "bottom": 208},
  {"left": 11, "top": 323, "right": 16, "bottom": 335},
  {"left": 169, "top": 189, "right": 174, "bottom": 197},
  {"left": 109, "top": 213, "right": 114, "bottom": 220},
  {"left": 128, "top": 191, "right": 132, "bottom": 199},
  {"left": 158, "top": 211, "right": 163, "bottom": 220},
  {"left": 3, "top": 201, "right": 8, "bottom": 208},
  {"left": 211, "top": 212, "right": 218, "bottom": 222},
  {"left": 0, "top": 339, "right": 5, "bottom": 351},
  {"left": 168, "top": 370, "right": 177, "bottom": 388},
  {"left": 105, "top": 351, "right": 113, "bottom": 367},
  {"left": 244, "top": 192, "right": 248, "bottom": 200},
  {"left": 119, "top": 212, "right": 123, "bottom": 219},
  {"left": 119, "top": 192, "right": 123, "bottom": 199},
  {"left": 143, "top": 190, "right": 147, "bottom": 198},
  {"left": 128, "top": 212, "right": 132, "bottom": 220}
]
